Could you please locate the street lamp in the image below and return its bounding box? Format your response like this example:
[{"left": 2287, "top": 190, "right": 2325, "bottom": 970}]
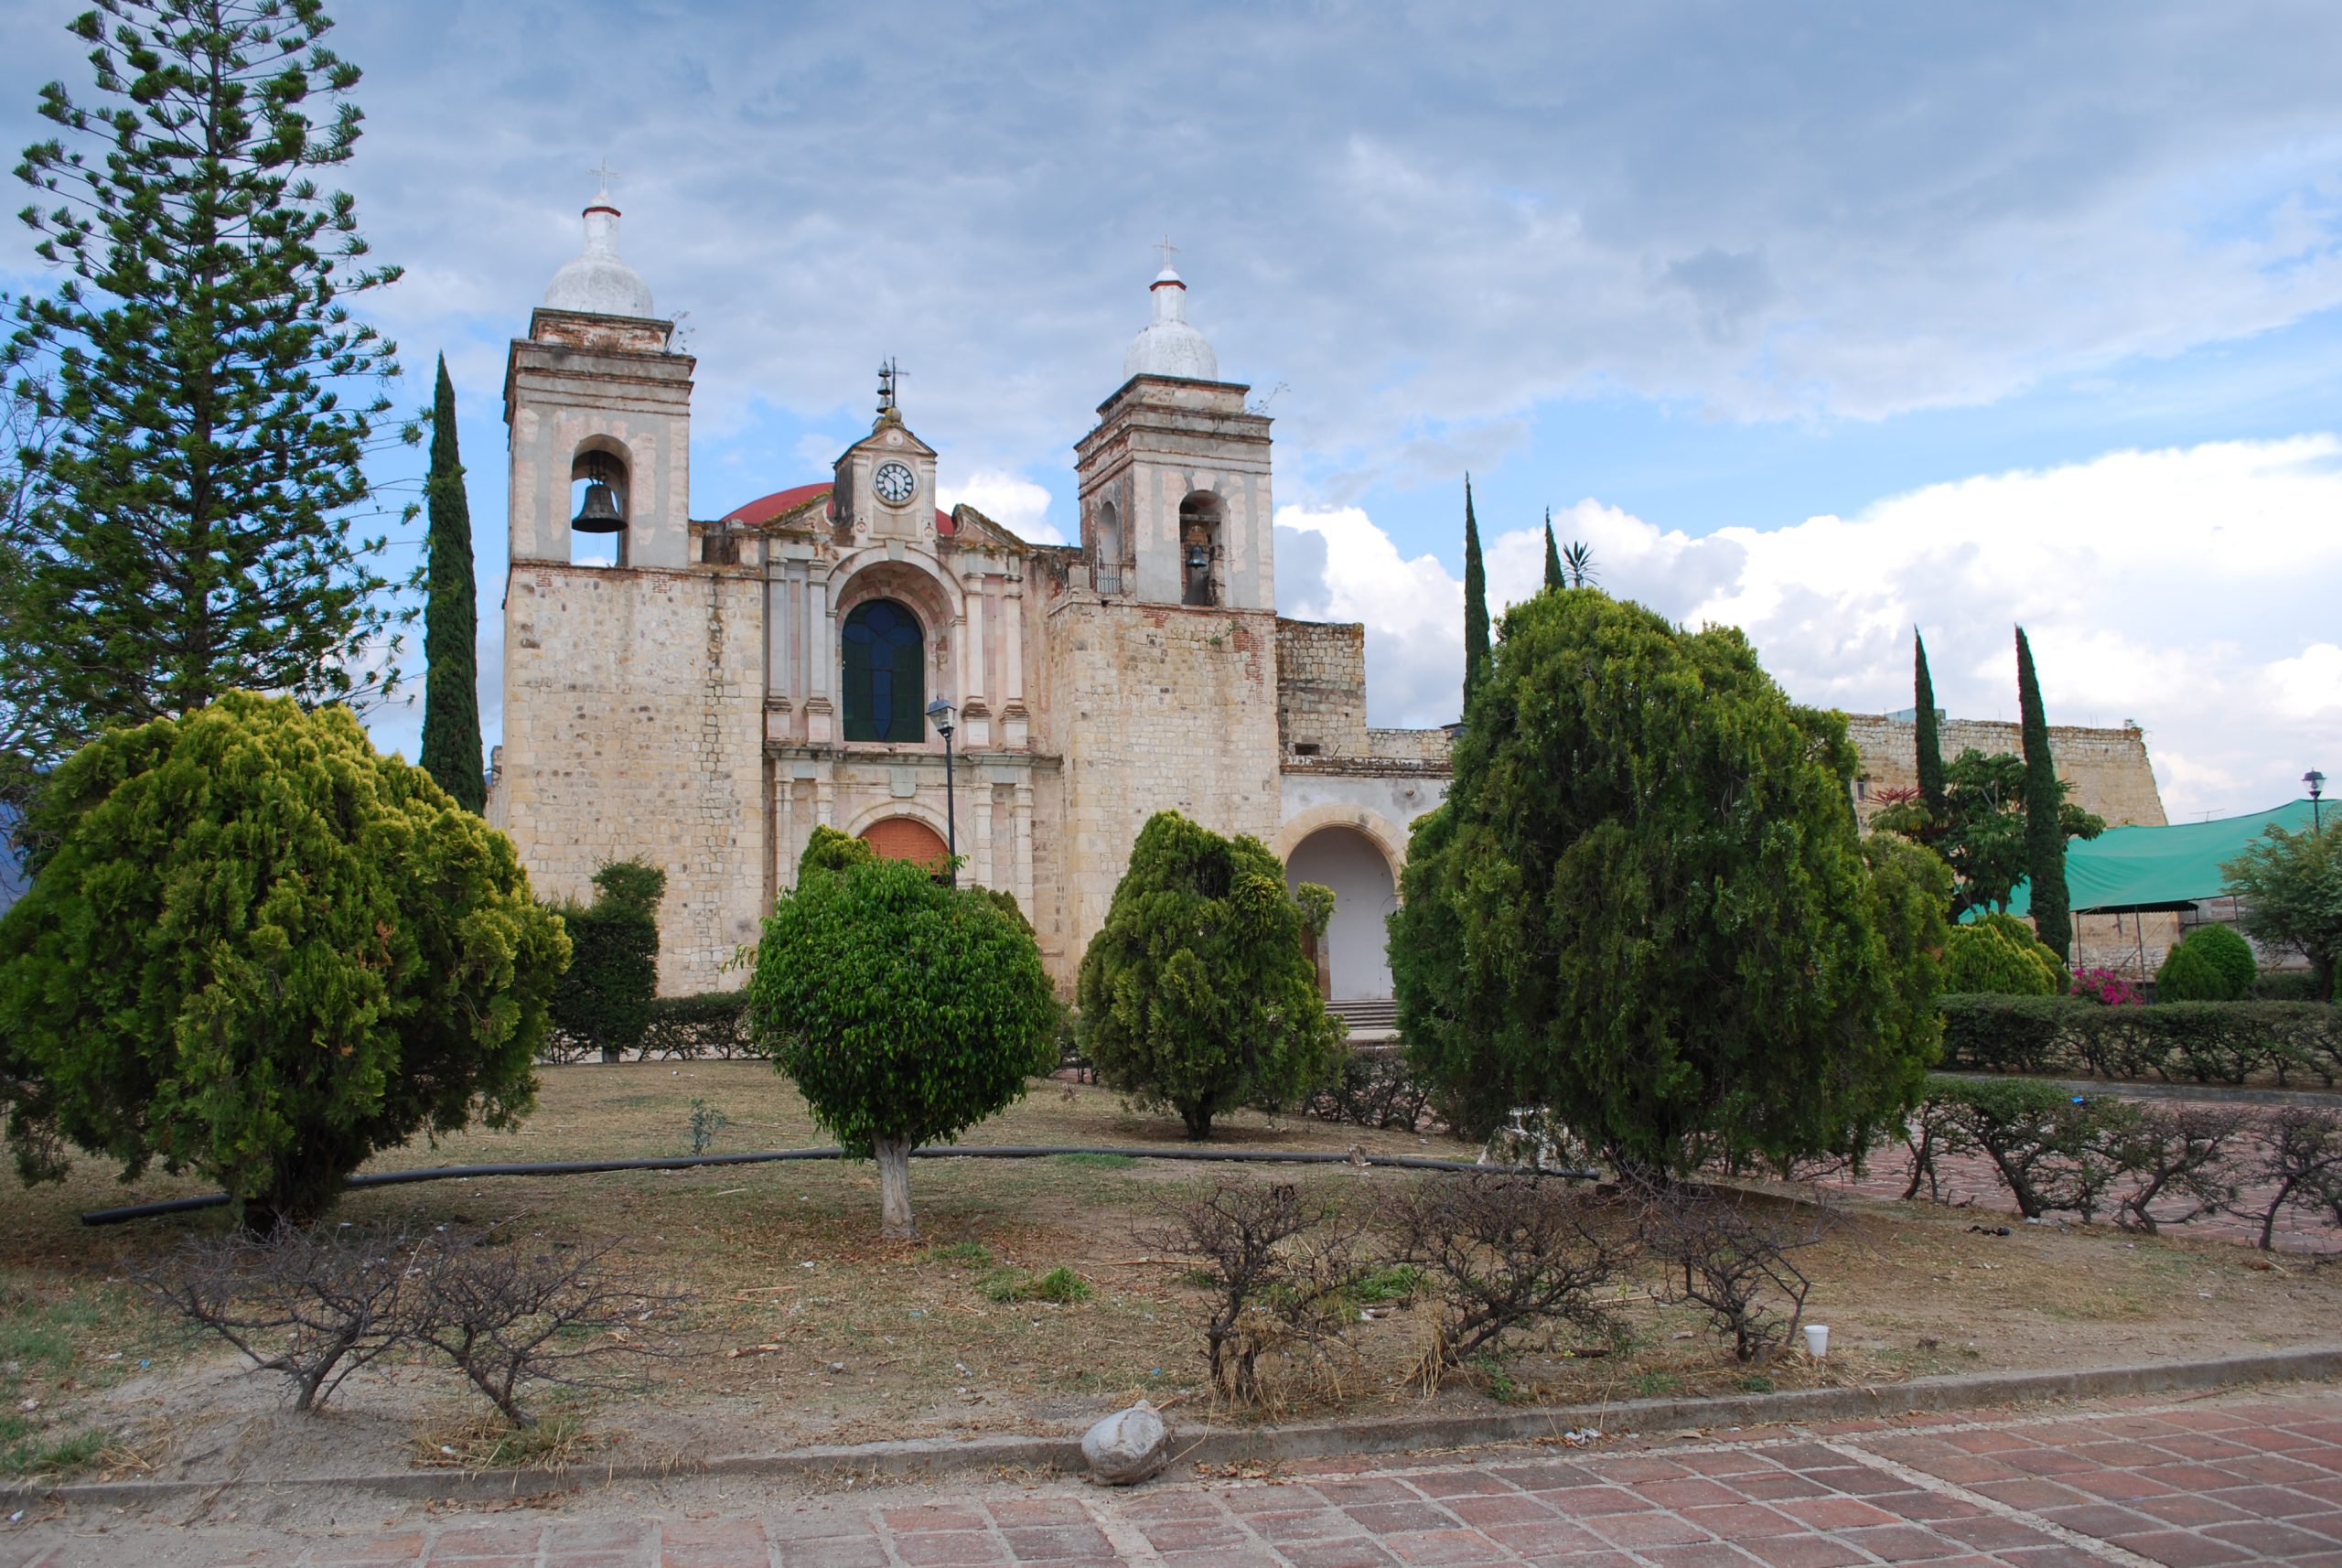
[
  {"left": 2309, "top": 769, "right": 2326, "bottom": 833},
  {"left": 927, "top": 696, "right": 958, "bottom": 884}
]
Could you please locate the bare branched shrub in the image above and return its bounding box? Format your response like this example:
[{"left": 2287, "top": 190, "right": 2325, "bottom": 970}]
[
  {"left": 1382, "top": 1174, "right": 1621, "bottom": 1375},
  {"left": 2109, "top": 1102, "right": 2253, "bottom": 1234},
  {"left": 1138, "top": 1182, "right": 1370, "bottom": 1405},
  {"left": 403, "top": 1234, "right": 681, "bottom": 1428},
  {"left": 1899, "top": 1096, "right": 1974, "bottom": 1202},
  {"left": 1633, "top": 1180, "right": 1842, "bottom": 1363},
  {"left": 2235, "top": 1106, "right": 2342, "bottom": 1251},
  {"left": 142, "top": 1224, "right": 424, "bottom": 1412}
]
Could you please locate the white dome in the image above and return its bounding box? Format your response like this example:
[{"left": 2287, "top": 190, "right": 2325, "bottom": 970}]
[
  {"left": 544, "top": 203, "right": 656, "bottom": 318},
  {"left": 1123, "top": 264, "right": 1218, "bottom": 381}
]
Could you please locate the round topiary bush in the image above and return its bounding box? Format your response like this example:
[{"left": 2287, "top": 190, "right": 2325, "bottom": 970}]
[
  {"left": 0, "top": 693, "right": 568, "bottom": 1225},
  {"left": 748, "top": 853, "right": 1056, "bottom": 1238},
  {"left": 1942, "top": 920, "right": 2063, "bottom": 996},
  {"left": 2156, "top": 924, "right": 2257, "bottom": 1003}
]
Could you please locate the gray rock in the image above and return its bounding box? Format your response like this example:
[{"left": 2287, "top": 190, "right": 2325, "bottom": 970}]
[{"left": 1081, "top": 1400, "right": 1170, "bottom": 1485}]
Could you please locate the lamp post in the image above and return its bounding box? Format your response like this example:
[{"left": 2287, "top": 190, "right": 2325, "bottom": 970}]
[
  {"left": 927, "top": 697, "right": 958, "bottom": 884},
  {"left": 2309, "top": 769, "right": 2326, "bottom": 833}
]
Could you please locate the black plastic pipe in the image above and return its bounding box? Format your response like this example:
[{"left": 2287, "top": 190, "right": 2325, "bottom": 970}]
[{"left": 80, "top": 1144, "right": 1593, "bottom": 1226}]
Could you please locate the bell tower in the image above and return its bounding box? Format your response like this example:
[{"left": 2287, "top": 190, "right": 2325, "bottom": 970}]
[
  {"left": 1073, "top": 256, "right": 1273, "bottom": 608},
  {"left": 504, "top": 177, "right": 695, "bottom": 570}
]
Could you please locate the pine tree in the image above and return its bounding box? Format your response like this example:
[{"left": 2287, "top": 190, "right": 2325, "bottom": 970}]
[
  {"left": 418, "top": 356, "right": 483, "bottom": 811},
  {"left": 3, "top": 0, "right": 405, "bottom": 767},
  {"left": 1914, "top": 629, "right": 1947, "bottom": 822},
  {"left": 1542, "top": 509, "right": 1563, "bottom": 593},
  {"left": 1463, "top": 476, "right": 1490, "bottom": 709},
  {"left": 2015, "top": 626, "right": 2072, "bottom": 961}
]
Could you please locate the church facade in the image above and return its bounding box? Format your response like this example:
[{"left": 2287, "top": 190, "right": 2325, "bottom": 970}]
[
  {"left": 484, "top": 192, "right": 2172, "bottom": 999},
  {"left": 485, "top": 193, "right": 1444, "bottom": 999}
]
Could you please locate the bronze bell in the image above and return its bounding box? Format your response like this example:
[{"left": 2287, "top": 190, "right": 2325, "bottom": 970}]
[
  {"left": 572, "top": 481, "right": 623, "bottom": 532},
  {"left": 572, "top": 453, "right": 625, "bottom": 533}
]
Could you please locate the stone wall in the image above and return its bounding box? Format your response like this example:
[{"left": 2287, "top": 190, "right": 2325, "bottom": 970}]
[
  {"left": 1843, "top": 714, "right": 2168, "bottom": 828},
  {"left": 1368, "top": 727, "right": 1456, "bottom": 765},
  {"left": 1045, "top": 597, "right": 1284, "bottom": 979},
  {"left": 495, "top": 561, "right": 768, "bottom": 994},
  {"left": 1274, "top": 618, "right": 1370, "bottom": 757}
]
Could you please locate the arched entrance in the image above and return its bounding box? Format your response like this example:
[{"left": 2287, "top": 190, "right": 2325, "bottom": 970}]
[
  {"left": 1284, "top": 826, "right": 1397, "bottom": 1001},
  {"left": 861, "top": 816, "right": 949, "bottom": 866}
]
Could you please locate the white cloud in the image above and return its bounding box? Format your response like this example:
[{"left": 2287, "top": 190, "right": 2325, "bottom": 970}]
[
  {"left": 1277, "top": 436, "right": 2342, "bottom": 821},
  {"left": 939, "top": 469, "right": 1064, "bottom": 544}
]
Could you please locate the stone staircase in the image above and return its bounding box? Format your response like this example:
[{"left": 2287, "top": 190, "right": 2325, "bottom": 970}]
[{"left": 1327, "top": 996, "right": 1397, "bottom": 1042}]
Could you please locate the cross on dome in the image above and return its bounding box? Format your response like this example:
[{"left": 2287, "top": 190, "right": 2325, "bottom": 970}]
[{"left": 588, "top": 157, "right": 622, "bottom": 208}]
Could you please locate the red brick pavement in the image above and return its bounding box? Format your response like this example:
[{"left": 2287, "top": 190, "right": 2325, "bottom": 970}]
[{"left": 12, "top": 1387, "right": 2342, "bottom": 1566}]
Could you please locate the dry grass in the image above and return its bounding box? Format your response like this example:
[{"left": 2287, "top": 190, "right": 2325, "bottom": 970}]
[{"left": 4, "top": 1061, "right": 2342, "bottom": 1472}]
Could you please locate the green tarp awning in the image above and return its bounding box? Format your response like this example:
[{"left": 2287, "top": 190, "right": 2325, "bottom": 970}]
[{"left": 1987, "top": 798, "right": 2322, "bottom": 918}]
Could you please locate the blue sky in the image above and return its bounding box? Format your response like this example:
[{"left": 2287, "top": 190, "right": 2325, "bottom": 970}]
[{"left": 4, "top": 1, "right": 2338, "bottom": 819}]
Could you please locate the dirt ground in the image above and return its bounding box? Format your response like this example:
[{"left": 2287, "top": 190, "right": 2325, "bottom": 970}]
[{"left": 5, "top": 1061, "right": 2342, "bottom": 1488}]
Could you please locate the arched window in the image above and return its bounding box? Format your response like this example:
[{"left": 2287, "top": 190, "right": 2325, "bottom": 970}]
[
  {"left": 569, "top": 446, "right": 628, "bottom": 568},
  {"left": 842, "top": 598, "right": 926, "bottom": 742},
  {"left": 1094, "top": 500, "right": 1123, "bottom": 595},
  {"left": 1179, "top": 491, "right": 1223, "bottom": 607}
]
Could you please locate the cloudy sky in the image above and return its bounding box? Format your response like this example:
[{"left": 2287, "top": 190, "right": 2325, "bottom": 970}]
[{"left": 4, "top": 2, "right": 2337, "bottom": 819}]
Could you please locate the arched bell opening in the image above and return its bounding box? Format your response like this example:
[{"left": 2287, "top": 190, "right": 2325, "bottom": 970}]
[
  {"left": 569, "top": 441, "right": 631, "bottom": 567},
  {"left": 1284, "top": 825, "right": 1398, "bottom": 1002},
  {"left": 1178, "top": 490, "right": 1224, "bottom": 607},
  {"left": 1092, "top": 499, "right": 1124, "bottom": 595}
]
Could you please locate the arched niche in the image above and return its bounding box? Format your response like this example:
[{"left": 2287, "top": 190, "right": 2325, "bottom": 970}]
[
  {"left": 1178, "top": 489, "right": 1224, "bottom": 607},
  {"left": 860, "top": 815, "right": 950, "bottom": 867},
  {"left": 1284, "top": 824, "right": 1401, "bottom": 1002},
  {"left": 1092, "top": 499, "right": 1124, "bottom": 595},
  {"left": 568, "top": 435, "right": 634, "bottom": 568}
]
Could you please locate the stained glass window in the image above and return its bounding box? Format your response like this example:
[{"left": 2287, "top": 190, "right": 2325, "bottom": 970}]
[{"left": 842, "top": 598, "right": 925, "bottom": 742}]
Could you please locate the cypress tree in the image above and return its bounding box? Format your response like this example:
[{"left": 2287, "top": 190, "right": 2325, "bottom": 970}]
[
  {"left": 1542, "top": 509, "right": 1563, "bottom": 593},
  {"left": 3, "top": 1, "right": 406, "bottom": 760},
  {"left": 1463, "top": 476, "right": 1490, "bottom": 709},
  {"left": 2015, "top": 626, "right": 2072, "bottom": 961},
  {"left": 1914, "top": 629, "right": 1947, "bottom": 822},
  {"left": 418, "top": 356, "right": 484, "bottom": 811}
]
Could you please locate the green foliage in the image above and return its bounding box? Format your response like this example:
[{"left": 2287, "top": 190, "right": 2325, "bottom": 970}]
[
  {"left": 549, "top": 861, "right": 664, "bottom": 1063},
  {"left": 2224, "top": 824, "right": 2342, "bottom": 1002},
  {"left": 1542, "top": 510, "right": 1563, "bottom": 594},
  {"left": 1942, "top": 922, "right": 2062, "bottom": 996},
  {"left": 1913, "top": 630, "right": 1946, "bottom": 820},
  {"left": 2252, "top": 970, "right": 2329, "bottom": 1003},
  {"left": 1391, "top": 590, "right": 1944, "bottom": 1173},
  {"left": 1075, "top": 811, "right": 1346, "bottom": 1140},
  {"left": 2015, "top": 628, "right": 2071, "bottom": 960},
  {"left": 2157, "top": 925, "right": 2258, "bottom": 1003},
  {"left": 1872, "top": 747, "right": 2103, "bottom": 920},
  {"left": 983, "top": 1265, "right": 1092, "bottom": 1305},
  {"left": 3, "top": 1, "right": 409, "bottom": 773},
  {"left": 0, "top": 693, "right": 564, "bottom": 1224},
  {"left": 637, "top": 991, "right": 757, "bottom": 1060},
  {"left": 418, "top": 357, "right": 482, "bottom": 812},
  {"left": 1937, "top": 994, "right": 2342, "bottom": 1085},
  {"left": 1462, "top": 477, "right": 1489, "bottom": 707},
  {"left": 748, "top": 853, "right": 1055, "bottom": 1155},
  {"left": 798, "top": 824, "right": 876, "bottom": 878},
  {"left": 686, "top": 1098, "right": 727, "bottom": 1155}
]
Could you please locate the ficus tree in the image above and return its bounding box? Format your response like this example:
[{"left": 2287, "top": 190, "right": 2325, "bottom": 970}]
[
  {"left": 1872, "top": 747, "right": 2102, "bottom": 920},
  {"left": 1391, "top": 589, "right": 1949, "bottom": 1173},
  {"left": 0, "top": 693, "right": 566, "bottom": 1226},
  {"left": 1077, "top": 811, "right": 1346, "bottom": 1140},
  {"left": 748, "top": 852, "right": 1056, "bottom": 1238},
  {"left": 2223, "top": 826, "right": 2342, "bottom": 1002}
]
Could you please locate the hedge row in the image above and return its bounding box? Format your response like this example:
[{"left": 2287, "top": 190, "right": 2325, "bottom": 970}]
[
  {"left": 1939, "top": 996, "right": 2342, "bottom": 1086},
  {"left": 542, "top": 991, "right": 758, "bottom": 1063}
]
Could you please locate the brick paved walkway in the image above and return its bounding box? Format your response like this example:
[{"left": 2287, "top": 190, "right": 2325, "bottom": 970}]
[{"left": 11, "top": 1386, "right": 2342, "bottom": 1566}]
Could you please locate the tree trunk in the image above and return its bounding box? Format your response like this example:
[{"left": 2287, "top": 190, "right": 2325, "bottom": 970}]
[{"left": 876, "top": 1136, "right": 915, "bottom": 1239}]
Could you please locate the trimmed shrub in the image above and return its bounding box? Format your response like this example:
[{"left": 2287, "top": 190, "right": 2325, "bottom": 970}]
[
  {"left": 2157, "top": 925, "right": 2257, "bottom": 1003},
  {"left": 2253, "top": 971, "right": 2329, "bottom": 1004},
  {"left": 1942, "top": 921, "right": 2061, "bottom": 996},
  {"left": 748, "top": 853, "right": 1056, "bottom": 1238},
  {"left": 1301, "top": 1047, "right": 1437, "bottom": 1133},
  {"left": 1077, "top": 811, "right": 1345, "bottom": 1140},
  {"left": 1936, "top": 995, "right": 2342, "bottom": 1086},
  {"left": 549, "top": 861, "right": 665, "bottom": 1063},
  {"left": 0, "top": 695, "right": 565, "bottom": 1225},
  {"left": 639, "top": 992, "right": 757, "bottom": 1059}
]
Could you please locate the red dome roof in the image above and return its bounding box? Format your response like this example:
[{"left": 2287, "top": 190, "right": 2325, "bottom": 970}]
[{"left": 722, "top": 482, "right": 955, "bottom": 534}]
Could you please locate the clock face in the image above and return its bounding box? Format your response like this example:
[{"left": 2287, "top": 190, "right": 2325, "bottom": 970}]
[{"left": 874, "top": 461, "right": 917, "bottom": 506}]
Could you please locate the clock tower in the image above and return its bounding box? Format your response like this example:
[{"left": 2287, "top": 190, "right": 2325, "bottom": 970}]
[{"left": 829, "top": 362, "right": 940, "bottom": 542}]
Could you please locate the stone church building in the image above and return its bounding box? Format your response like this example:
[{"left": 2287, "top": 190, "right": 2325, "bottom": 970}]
[{"left": 484, "top": 191, "right": 2172, "bottom": 1001}]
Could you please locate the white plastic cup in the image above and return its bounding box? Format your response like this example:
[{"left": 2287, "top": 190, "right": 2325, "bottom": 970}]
[{"left": 1803, "top": 1323, "right": 1830, "bottom": 1359}]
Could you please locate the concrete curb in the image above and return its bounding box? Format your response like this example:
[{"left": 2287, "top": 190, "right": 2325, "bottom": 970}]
[{"left": 10, "top": 1344, "right": 2342, "bottom": 1509}]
